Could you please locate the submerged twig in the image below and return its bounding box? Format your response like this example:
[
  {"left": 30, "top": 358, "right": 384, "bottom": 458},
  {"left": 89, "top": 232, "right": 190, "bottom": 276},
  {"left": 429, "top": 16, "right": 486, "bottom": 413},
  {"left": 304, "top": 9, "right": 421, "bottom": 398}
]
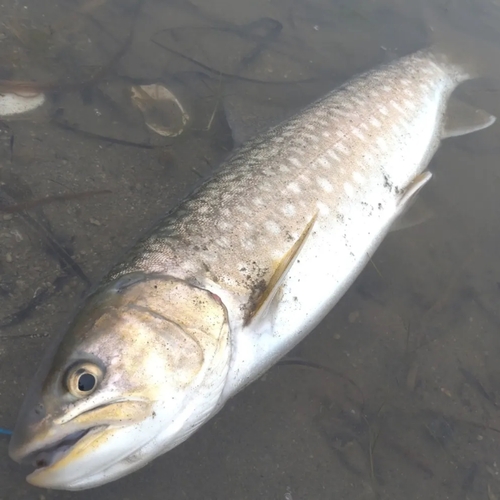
[
  {"left": 0, "top": 189, "right": 111, "bottom": 213},
  {"left": 0, "top": 287, "right": 50, "bottom": 329},
  {"left": 0, "top": 177, "right": 90, "bottom": 286},
  {"left": 151, "top": 30, "right": 319, "bottom": 86},
  {"left": 277, "top": 357, "right": 365, "bottom": 408}
]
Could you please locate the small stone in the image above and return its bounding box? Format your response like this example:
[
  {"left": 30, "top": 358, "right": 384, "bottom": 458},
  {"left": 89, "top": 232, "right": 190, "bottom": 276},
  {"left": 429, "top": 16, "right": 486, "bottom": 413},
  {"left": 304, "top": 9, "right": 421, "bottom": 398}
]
[
  {"left": 333, "top": 333, "right": 341, "bottom": 340},
  {"left": 89, "top": 217, "right": 101, "bottom": 226},
  {"left": 477, "top": 435, "right": 484, "bottom": 441},
  {"left": 5, "top": 252, "right": 12, "bottom": 262},
  {"left": 348, "top": 311, "right": 360, "bottom": 323},
  {"left": 2, "top": 214, "right": 12, "bottom": 220},
  {"left": 11, "top": 229, "right": 23, "bottom": 242}
]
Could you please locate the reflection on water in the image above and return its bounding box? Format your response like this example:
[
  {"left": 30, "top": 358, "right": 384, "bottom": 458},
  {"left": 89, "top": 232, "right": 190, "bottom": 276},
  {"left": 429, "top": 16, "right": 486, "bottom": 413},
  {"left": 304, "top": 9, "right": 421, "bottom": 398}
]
[{"left": 1, "top": 0, "right": 500, "bottom": 498}]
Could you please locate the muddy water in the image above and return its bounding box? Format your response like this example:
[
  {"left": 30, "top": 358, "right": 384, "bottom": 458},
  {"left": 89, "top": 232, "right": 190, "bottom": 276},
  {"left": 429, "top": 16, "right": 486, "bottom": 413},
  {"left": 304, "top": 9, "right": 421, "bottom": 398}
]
[{"left": 1, "top": 0, "right": 500, "bottom": 499}]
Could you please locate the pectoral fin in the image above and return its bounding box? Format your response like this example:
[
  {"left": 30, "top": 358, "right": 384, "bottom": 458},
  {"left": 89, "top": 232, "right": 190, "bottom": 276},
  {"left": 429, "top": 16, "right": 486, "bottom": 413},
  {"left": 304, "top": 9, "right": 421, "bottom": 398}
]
[
  {"left": 443, "top": 97, "right": 496, "bottom": 139},
  {"left": 245, "top": 212, "right": 318, "bottom": 326}
]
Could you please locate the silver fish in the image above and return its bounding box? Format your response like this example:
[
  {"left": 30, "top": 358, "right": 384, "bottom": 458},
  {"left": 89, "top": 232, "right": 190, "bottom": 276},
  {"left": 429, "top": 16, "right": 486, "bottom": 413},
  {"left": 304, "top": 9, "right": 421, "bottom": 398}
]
[{"left": 8, "top": 48, "right": 495, "bottom": 490}]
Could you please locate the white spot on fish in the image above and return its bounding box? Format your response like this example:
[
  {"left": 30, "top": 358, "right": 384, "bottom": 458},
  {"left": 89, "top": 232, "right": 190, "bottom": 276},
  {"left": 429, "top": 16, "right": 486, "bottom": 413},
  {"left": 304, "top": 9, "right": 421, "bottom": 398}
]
[
  {"left": 318, "top": 119, "right": 329, "bottom": 126},
  {"left": 317, "top": 177, "right": 333, "bottom": 192},
  {"left": 327, "top": 150, "right": 340, "bottom": 162},
  {"left": 218, "top": 221, "right": 232, "bottom": 231},
  {"left": 382, "top": 85, "right": 392, "bottom": 92},
  {"left": 305, "top": 123, "right": 316, "bottom": 131},
  {"left": 265, "top": 220, "right": 281, "bottom": 234},
  {"left": 280, "top": 164, "right": 291, "bottom": 173},
  {"left": 287, "top": 182, "right": 301, "bottom": 193},
  {"left": 322, "top": 131, "right": 331, "bottom": 138},
  {"left": 379, "top": 105, "right": 388, "bottom": 115},
  {"left": 429, "top": 61, "right": 441, "bottom": 72},
  {"left": 282, "top": 204, "right": 296, "bottom": 217},
  {"left": 242, "top": 239, "right": 254, "bottom": 250},
  {"left": 236, "top": 205, "right": 252, "bottom": 215},
  {"left": 218, "top": 236, "right": 230, "bottom": 248},
  {"left": 352, "top": 127, "right": 366, "bottom": 140},
  {"left": 344, "top": 182, "right": 354, "bottom": 197},
  {"left": 370, "top": 117, "right": 381, "bottom": 128},
  {"left": 335, "top": 130, "right": 345, "bottom": 139},
  {"left": 403, "top": 99, "right": 416, "bottom": 110},
  {"left": 403, "top": 88, "right": 414, "bottom": 97},
  {"left": 298, "top": 174, "right": 312, "bottom": 185},
  {"left": 336, "top": 142, "right": 349, "bottom": 155},
  {"left": 203, "top": 252, "right": 217, "bottom": 262},
  {"left": 390, "top": 100, "right": 404, "bottom": 112},
  {"left": 253, "top": 197, "right": 264, "bottom": 206},
  {"left": 289, "top": 157, "right": 302, "bottom": 167},
  {"left": 317, "top": 157, "right": 331, "bottom": 169},
  {"left": 401, "top": 78, "right": 411, "bottom": 86}
]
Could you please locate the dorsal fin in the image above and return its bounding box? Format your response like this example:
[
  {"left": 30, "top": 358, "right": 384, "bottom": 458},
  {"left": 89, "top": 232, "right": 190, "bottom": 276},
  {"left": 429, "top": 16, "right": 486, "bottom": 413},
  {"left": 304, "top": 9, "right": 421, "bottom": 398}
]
[{"left": 245, "top": 212, "right": 318, "bottom": 326}]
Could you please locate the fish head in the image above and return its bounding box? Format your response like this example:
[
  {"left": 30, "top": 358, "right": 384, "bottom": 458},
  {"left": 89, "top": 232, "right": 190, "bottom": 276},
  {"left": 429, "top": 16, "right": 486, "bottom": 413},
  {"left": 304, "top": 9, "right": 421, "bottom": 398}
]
[{"left": 9, "top": 273, "right": 231, "bottom": 490}]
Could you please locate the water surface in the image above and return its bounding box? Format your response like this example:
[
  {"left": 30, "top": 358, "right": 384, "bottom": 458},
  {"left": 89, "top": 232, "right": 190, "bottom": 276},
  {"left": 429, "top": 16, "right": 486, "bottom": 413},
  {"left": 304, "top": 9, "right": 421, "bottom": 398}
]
[{"left": 1, "top": 0, "right": 500, "bottom": 498}]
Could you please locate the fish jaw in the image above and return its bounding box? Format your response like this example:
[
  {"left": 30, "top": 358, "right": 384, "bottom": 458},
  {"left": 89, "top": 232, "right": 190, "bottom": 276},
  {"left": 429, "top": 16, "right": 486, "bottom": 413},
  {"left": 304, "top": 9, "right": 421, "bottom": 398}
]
[{"left": 9, "top": 273, "right": 232, "bottom": 490}]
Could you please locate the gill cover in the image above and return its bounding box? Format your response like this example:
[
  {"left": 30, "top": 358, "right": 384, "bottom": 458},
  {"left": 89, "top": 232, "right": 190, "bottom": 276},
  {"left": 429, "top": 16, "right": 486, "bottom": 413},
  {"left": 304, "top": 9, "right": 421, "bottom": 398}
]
[{"left": 9, "top": 273, "right": 231, "bottom": 490}]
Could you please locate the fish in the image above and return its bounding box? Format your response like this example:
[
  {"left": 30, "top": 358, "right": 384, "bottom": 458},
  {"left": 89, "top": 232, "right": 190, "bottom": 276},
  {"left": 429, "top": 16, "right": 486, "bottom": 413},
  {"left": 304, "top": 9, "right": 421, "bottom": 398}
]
[{"left": 8, "top": 47, "right": 496, "bottom": 490}]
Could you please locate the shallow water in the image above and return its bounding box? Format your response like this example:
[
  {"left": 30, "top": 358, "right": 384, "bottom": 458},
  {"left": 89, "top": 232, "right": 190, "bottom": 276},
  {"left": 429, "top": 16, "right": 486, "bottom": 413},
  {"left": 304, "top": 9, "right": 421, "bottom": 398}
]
[{"left": 1, "top": 0, "right": 500, "bottom": 498}]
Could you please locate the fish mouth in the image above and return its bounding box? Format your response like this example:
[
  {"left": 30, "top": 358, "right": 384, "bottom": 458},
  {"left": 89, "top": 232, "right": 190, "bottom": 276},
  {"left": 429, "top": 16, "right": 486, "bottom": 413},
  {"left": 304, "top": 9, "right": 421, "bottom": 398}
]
[{"left": 22, "top": 426, "right": 105, "bottom": 474}]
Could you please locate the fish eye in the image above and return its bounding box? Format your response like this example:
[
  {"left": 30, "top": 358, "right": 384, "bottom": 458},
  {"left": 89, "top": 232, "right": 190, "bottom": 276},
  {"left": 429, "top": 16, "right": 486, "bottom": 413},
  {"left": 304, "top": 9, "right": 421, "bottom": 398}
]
[{"left": 66, "top": 362, "right": 103, "bottom": 398}]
